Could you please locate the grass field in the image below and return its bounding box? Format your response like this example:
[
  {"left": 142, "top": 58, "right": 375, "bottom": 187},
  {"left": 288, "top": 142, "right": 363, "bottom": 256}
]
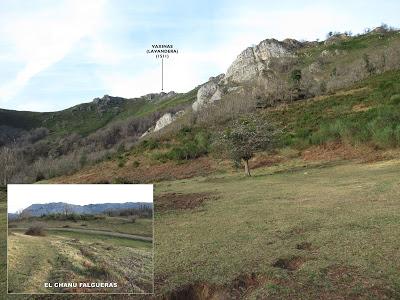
[
  {"left": 154, "top": 158, "right": 400, "bottom": 298},
  {"left": 3, "top": 156, "right": 400, "bottom": 298},
  {"left": 10, "top": 215, "right": 153, "bottom": 237},
  {"left": 7, "top": 211, "right": 153, "bottom": 295},
  {"left": 8, "top": 231, "right": 153, "bottom": 294}
]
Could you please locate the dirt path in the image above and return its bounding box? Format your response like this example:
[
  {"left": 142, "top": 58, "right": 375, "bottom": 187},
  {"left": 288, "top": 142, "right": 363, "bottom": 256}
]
[{"left": 16, "top": 227, "right": 152, "bottom": 242}]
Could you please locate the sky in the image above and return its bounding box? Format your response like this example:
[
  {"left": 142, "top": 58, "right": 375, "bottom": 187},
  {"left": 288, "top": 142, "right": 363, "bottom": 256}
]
[
  {"left": 7, "top": 184, "right": 153, "bottom": 213},
  {"left": 0, "top": 0, "right": 399, "bottom": 112}
]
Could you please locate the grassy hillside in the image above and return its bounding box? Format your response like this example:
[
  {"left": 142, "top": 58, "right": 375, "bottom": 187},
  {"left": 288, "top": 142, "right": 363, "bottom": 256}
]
[
  {"left": 266, "top": 70, "right": 400, "bottom": 149},
  {"left": 0, "top": 88, "right": 197, "bottom": 137}
]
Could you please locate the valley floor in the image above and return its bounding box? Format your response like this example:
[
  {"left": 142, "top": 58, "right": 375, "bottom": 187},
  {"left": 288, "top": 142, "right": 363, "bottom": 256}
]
[{"left": 153, "top": 158, "right": 400, "bottom": 299}]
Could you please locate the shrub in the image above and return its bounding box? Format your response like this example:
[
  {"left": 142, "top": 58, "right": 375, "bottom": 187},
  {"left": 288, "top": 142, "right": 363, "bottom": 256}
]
[
  {"left": 112, "top": 177, "right": 131, "bottom": 184},
  {"left": 25, "top": 222, "right": 47, "bottom": 236},
  {"left": 155, "top": 128, "right": 210, "bottom": 162},
  {"left": 140, "top": 139, "right": 160, "bottom": 150},
  {"left": 390, "top": 94, "right": 400, "bottom": 105}
]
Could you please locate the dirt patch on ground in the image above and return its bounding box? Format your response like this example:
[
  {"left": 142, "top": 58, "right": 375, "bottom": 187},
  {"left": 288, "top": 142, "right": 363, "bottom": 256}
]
[
  {"left": 163, "top": 265, "right": 396, "bottom": 300},
  {"left": 166, "top": 273, "right": 269, "bottom": 300},
  {"left": 249, "top": 153, "right": 285, "bottom": 169},
  {"left": 272, "top": 256, "right": 305, "bottom": 271},
  {"left": 155, "top": 192, "right": 215, "bottom": 212},
  {"left": 301, "top": 142, "right": 384, "bottom": 162},
  {"left": 51, "top": 157, "right": 216, "bottom": 184},
  {"left": 352, "top": 103, "right": 372, "bottom": 112}
]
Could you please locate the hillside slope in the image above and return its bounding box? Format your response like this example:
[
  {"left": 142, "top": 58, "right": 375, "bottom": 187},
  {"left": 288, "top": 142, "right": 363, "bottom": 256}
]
[
  {"left": 1, "top": 27, "right": 400, "bottom": 185},
  {"left": 0, "top": 89, "right": 197, "bottom": 137}
]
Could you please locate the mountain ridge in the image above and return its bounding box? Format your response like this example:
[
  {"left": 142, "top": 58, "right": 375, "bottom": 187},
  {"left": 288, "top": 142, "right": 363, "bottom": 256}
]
[{"left": 11, "top": 201, "right": 153, "bottom": 217}]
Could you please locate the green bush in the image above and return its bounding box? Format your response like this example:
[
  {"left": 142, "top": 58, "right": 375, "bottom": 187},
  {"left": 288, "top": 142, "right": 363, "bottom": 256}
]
[
  {"left": 302, "top": 104, "right": 400, "bottom": 148},
  {"left": 389, "top": 94, "right": 400, "bottom": 105},
  {"left": 154, "top": 128, "right": 210, "bottom": 162},
  {"left": 140, "top": 139, "right": 160, "bottom": 150}
]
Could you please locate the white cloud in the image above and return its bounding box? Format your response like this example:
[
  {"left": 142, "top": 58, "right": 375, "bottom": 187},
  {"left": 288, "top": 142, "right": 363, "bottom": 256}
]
[{"left": 0, "top": 0, "right": 106, "bottom": 104}]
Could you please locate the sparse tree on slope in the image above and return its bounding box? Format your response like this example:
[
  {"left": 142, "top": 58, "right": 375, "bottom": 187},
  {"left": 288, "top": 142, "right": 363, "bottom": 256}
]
[
  {"left": 0, "top": 146, "right": 18, "bottom": 185},
  {"left": 220, "top": 115, "right": 278, "bottom": 176}
]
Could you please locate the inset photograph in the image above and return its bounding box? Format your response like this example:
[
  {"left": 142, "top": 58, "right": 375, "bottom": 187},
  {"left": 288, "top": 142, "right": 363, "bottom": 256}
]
[{"left": 7, "top": 184, "right": 153, "bottom": 294}]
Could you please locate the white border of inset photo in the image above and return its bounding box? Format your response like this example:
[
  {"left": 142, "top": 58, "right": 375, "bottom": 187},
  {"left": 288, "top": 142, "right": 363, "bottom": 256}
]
[{"left": 7, "top": 184, "right": 154, "bottom": 295}]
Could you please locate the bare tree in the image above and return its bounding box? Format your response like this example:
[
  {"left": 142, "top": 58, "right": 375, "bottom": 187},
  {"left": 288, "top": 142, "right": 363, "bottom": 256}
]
[
  {"left": 0, "top": 146, "right": 18, "bottom": 185},
  {"left": 17, "top": 209, "right": 31, "bottom": 220},
  {"left": 63, "top": 204, "right": 73, "bottom": 216}
]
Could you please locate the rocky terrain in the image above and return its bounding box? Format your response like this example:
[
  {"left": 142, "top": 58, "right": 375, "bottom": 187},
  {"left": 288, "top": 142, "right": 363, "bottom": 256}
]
[{"left": 191, "top": 27, "right": 400, "bottom": 112}]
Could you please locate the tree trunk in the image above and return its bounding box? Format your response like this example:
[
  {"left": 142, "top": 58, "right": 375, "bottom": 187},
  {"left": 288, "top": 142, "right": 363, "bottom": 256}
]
[{"left": 244, "top": 159, "right": 251, "bottom": 176}]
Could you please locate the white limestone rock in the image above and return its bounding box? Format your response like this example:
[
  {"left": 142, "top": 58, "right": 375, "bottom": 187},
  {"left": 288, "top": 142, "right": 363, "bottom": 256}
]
[
  {"left": 153, "top": 110, "right": 184, "bottom": 132},
  {"left": 224, "top": 39, "right": 298, "bottom": 83},
  {"left": 192, "top": 74, "right": 224, "bottom": 111}
]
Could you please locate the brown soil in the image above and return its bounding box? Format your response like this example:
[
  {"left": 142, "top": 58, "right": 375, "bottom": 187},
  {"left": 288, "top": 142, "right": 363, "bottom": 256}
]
[
  {"left": 352, "top": 103, "right": 372, "bottom": 112},
  {"left": 301, "top": 142, "right": 384, "bottom": 162},
  {"left": 163, "top": 265, "right": 395, "bottom": 300},
  {"left": 50, "top": 156, "right": 216, "bottom": 184},
  {"left": 155, "top": 192, "right": 215, "bottom": 211},
  {"left": 272, "top": 256, "right": 305, "bottom": 271},
  {"left": 249, "top": 153, "right": 285, "bottom": 169},
  {"left": 166, "top": 273, "right": 268, "bottom": 300}
]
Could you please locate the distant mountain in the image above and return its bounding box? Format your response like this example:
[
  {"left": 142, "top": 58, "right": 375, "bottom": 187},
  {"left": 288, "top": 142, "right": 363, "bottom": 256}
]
[
  {"left": 19, "top": 202, "right": 152, "bottom": 217},
  {"left": 8, "top": 213, "right": 18, "bottom": 220}
]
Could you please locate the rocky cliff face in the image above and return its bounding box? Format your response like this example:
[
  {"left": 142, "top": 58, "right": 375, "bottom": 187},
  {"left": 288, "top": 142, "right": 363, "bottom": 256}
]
[
  {"left": 190, "top": 28, "right": 400, "bottom": 112},
  {"left": 192, "top": 74, "right": 224, "bottom": 111},
  {"left": 191, "top": 38, "right": 302, "bottom": 111},
  {"left": 224, "top": 39, "right": 299, "bottom": 83}
]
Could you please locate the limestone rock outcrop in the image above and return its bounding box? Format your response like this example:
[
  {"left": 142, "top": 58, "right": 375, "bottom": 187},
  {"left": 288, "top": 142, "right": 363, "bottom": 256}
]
[
  {"left": 224, "top": 39, "right": 299, "bottom": 84},
  {"left": 154, "top": 110, "right": 184, "bottom": 132},
  {"left": 142, "top": 91, "right": 177, "bottom": 101},
  {"left": 191, "top": 39, "right": 303, "bottom": 112},
  {"left": 192, "top": 74, "right": 224, "bottom": 111}
]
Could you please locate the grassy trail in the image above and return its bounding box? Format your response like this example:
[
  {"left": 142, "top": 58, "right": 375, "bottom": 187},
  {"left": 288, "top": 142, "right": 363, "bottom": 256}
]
[
  {"left": 8, "top": 233, "right": 57, "bottom": 293},
  {"left": 13, "top": 227, "right": 153, "bottom": 242}
]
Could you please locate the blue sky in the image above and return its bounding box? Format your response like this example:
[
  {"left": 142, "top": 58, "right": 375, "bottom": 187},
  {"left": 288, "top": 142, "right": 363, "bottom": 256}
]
[{"left": 0, "top": 0, "right": 399, "bottom": 112}]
